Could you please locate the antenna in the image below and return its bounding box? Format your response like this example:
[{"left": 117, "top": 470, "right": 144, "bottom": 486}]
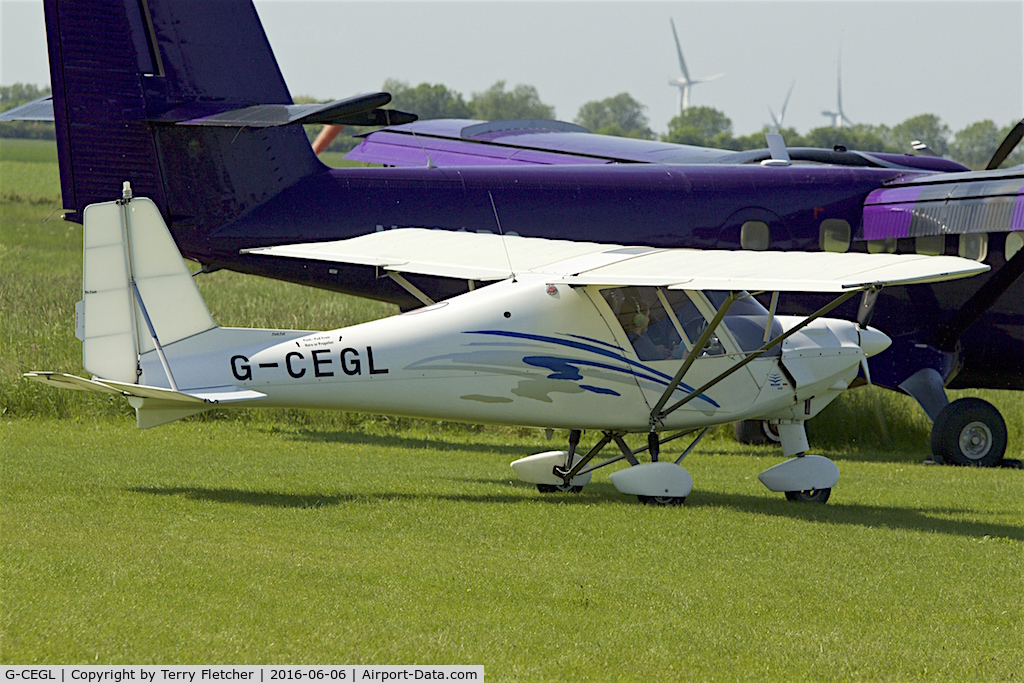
[{"left": 488, "top": 191, "right": 516, "bottom": 281}]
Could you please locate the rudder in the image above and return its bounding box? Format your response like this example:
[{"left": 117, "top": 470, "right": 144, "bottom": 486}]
[{"left": 80, "top": 188, "right": 215, "bottom": 384}]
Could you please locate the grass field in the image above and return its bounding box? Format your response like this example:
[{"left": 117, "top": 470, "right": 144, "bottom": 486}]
[{"left": 2, "top": 139, "right": 1022, "bottom": 677}]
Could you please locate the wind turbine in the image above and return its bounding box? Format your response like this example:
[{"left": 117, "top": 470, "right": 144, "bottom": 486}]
[
  {"left": 668, "top": 18, "right": 723, "bottom": 114},
  {"left": 768, "top": 81, "right": 796, "bottom": 132},
  {"left": 821, "top": 52, "right": 854, "bottom": 128}
]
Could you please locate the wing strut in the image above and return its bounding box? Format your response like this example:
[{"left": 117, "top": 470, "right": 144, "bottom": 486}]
[
  {"left": 386, "top": 272, "right": 435, "bottom": 307},
  {"left": 649, "top": 289, "right": 863, "bottom": 426},
  {"left": 649, "top": 292, "right": 739, "bottom": 424}
]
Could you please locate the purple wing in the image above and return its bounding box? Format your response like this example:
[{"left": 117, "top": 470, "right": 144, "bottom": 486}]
[{"left": 346, "top": 119, "right": 732, "bottom": 167}]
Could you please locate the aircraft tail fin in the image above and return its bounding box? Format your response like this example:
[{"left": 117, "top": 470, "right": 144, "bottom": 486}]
[
  {"left": 79, "top": 188, "right": 216, "bottom": 385},
  {"left": 44, "top": 0, "right": 322, "bottom": 246},
  {"left": 30, "top": 190, "right": 270, "bottom": 427}
]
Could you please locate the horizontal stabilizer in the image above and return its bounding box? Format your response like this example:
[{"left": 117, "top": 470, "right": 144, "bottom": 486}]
[
  {"left": 0, "top": 96, "right": 54, "bottom": 122},
  {"left": 25, "top": 372, "right": 265, "bottom": 404},
  {"left": 245, "top": 228, "right": 988, "bottom": 293},
  {"left": 170, "top": 93, "right": 417, "bottom": 128},
  {"left": 24, "top": 371, "right": 124, "bottom": 394}
]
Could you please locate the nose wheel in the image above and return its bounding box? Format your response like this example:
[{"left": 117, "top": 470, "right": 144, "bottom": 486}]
[{"left": 784, "top": 488, "right": 831, "bottom": 504}]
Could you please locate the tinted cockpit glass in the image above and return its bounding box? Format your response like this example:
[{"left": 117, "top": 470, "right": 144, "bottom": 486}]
[
  {"left": 601, "top": 287, "right": 728, "bottom": 360},
  {"left": 704, "top": 291, "right": 783, "bottom": 356}
]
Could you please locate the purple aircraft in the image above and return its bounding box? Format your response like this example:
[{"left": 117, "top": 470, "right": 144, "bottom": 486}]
[{"left": 7, "top": 0, "right": 1024, "bottom": 467}]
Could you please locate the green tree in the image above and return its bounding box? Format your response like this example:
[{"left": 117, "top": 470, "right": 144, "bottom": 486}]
[
  {"left": 995, "top": 120, "right": 1024, "bottom": 168},
  {"left": 469, "top": 81, "right": 555, "bottom": 121},
  {"left": 801, "top": 124, "right": 897, "bottom": 153},
  {"left": 574, "top": 93, "right": 653, "bottom": 139},
  {"left": 662, "top": 106, "right": 733, "bottom": 147},
  {"left": 382, "top": 79, "right": 472, "bottom": 120},
  {"left": 891, "top": 114, "right": 950, "bottom": 156},
  {"left": 949, "top": 119, "right": 1001, "bottom": 169},
  {"left": 948, "top": 119, "right": 1024, "bottom": 169}
]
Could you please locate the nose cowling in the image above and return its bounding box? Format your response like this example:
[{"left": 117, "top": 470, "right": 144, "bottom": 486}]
[{"left": 857, "top": 326, "right": 891, "bottom": 358}]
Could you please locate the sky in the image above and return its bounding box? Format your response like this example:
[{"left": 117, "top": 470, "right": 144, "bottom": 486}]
[{"left": 2, "top": 0, "right": 1022, "bottom": 137}]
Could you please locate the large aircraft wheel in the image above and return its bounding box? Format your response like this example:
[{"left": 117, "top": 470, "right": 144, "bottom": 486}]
[
  {"left": 638, "top": 495, "right": 686, "bottom": 506},
  {"left": 537, "top": 483, "right": 583, "bottom": 493},
  {"left": 784, "top": 488, "right": 831, "bottom": 504},
  {"left": 733, "top": 419, "right": 781, "bottom": 445},
  {"left": 930, "top": 398, "right": 1007, "bottom": 467}
]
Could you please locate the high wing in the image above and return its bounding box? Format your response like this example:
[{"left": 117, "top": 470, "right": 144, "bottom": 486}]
[
  {"left": 245, "top": 229, "right": 988, "bottom": 293},
  {"left": 346, "top": 119, "right": 739, "bottom": 167},
  {"left": 345, "top": 119, "right": 971, "bottom": 172}
]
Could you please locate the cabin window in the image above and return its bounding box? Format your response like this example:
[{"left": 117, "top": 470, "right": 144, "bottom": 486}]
[
  {"left": 740, "top": 221, "right": 770, "bottom": 251},
  {"left": 915, "top": 235, "right": 945, "bottom": 256},
  {"left": 958, "top": 233, "right": 988, "bottom": 262},
  {"left": 1006, "top": 231, "right": 1024, "bottom": 261},
  {"left": 867, "top": 238, "right": 897, "bottom": 254},
  {"left": 601, "top": 287, "right": 709, "bottom": 360},
  {"left": 819, "top": 219, "right": 851, "bottom": 253}
]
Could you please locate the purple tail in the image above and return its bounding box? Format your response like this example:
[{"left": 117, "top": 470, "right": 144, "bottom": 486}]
[{"left": 44, "top": 0, "right": 323, "bottom": 256}]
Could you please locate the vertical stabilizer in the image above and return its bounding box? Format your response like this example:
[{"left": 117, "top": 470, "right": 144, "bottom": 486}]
[
  {"left": 81, "top": 193, "right": 215, "bottom": 384},
  {"left": 44, "top": 0, "right": 322, "bottom": 243}
]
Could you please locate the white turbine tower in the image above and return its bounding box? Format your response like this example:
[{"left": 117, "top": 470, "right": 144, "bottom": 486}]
[
  {"left": 668, "top": 18, "right": 723, "bottom": 114},
  {"left": 821, "top": 53, "right": 854, "bottom": 128},
  {"left": 768, "top": 81, "right": 796, "bottom": 132}
]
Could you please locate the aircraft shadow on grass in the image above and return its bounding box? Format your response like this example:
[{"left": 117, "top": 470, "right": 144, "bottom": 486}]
[
  {"left": 282, "top": 428, "right": 531, "bottom": 458},
  {"left": 127, "top": 484, "right": 1023, "bottom": 541},
  {"left": 126, "top": 486, "right": 372, "bottom": 509}
]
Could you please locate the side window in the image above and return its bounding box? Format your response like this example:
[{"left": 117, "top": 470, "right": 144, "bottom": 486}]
[
  {"left": 740, "top": 221, "right": 770, "bottom": 251},
  {"left": 867, "top": 238, "right": 897, "bottom": 254},
  {"left": 819, "top": 219, "right": 851, "bottom": 253},
  {"left": 915, "top": 235, "right": 945, "bottom": 256},
  {"left": 1006, "top": 231, "right": 1024, "bottom": 261},
  {"left": 601, "top": 287, "right": 695, "bottom": 361},
  {"left": 958, "top": 233, "right": 988, "bottom": 262}
]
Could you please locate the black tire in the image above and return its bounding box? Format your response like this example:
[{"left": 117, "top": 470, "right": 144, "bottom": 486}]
[
  {"left": 733, "top": 420, "right": 781, "bottom": 446},
  {"left": 784, "top": 488, "right": 831, "bottom": 504},
  {"left": 638, "top": 495, "right": 686, "bottom": 506},
  {"left": 930, "top": 398, "right": 1007, "bottom": 467},
  {"left": 537, "top": 483, "right": 583, "bottom": 493}
]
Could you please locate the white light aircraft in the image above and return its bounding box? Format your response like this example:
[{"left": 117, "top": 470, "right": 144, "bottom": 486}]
[{"left": 28, "top": 186, "right": 988, "bottom": 505}]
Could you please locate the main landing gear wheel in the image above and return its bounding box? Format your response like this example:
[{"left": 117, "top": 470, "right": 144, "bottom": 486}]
[
  {"left": 638, "top": 495, "right": 686, "bottom": 506},
  {"left": 536, "top": 483, "right": 583, "bottom": 493},
  {"left": 733, "top": 419, "right": 781, "bottom": 446},
  {"left": 784, "top": 488, "right": 831, "bottom": 504},
  {"left": 930, "top": 398, "right": 1007, "bottom": 467}
]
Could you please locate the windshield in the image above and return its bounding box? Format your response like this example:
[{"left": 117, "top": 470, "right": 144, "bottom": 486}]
[{"left": 704, "top": 291, "right": 783, "bottom": 356}]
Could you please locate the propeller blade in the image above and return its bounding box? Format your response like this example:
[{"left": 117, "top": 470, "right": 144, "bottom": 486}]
[
  {"left": 857, "top": 288, "right": 880, "bottom": 329},
  {"left": 985, "top": 118, "right": 1024, "bottom": 170},
  {"left": 860, "top": 355, "right": 892, "bottom": 448},
  {"left": 930, "top": 241, "right": 1024, "bottom": 351}
]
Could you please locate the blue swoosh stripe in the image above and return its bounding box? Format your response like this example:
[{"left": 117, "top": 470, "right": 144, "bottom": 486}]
[{"left": 467, "top": 330, "right": 719, "bottom": 408}]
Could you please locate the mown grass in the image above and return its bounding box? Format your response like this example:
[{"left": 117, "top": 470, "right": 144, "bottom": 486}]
[
  {"left": 3, "top": 419, "right": 1022, "bottom": 676},
  {"left": 2, "top": 139, "right": 1023, "bottom": 676}
]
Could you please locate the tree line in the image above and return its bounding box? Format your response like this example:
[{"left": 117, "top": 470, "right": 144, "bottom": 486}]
[{"left": 4, "top": 81, "right": 1021, "bottom": 169}]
